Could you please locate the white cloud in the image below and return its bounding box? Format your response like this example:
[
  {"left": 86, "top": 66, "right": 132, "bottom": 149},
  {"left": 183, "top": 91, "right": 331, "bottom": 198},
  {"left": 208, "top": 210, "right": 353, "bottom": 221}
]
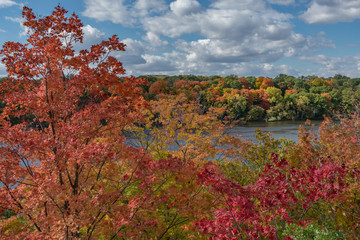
[
  {"left": 81, "top": 25, "right": 106, "bottom": 47},
  {"left": 144, "top": 0, "right": 306, "bottom": 65},
  {"left": 134, "top": 54, "right": 177, "bottom": 73},
  {"left": 116, "top": 38, "right": 147, "bottom": 67},
  {"left": 143, "top": 13, "right": 199, "bottom": 38},
  {"left": 175, "top": 30, "right": 304, "bottom": 64},
  {"left": 0, "top": 63, "right": 7, "bottom": 77},
  {"left": 133, "top": 0, "right": 167, "bottom": 17},
  {"left": 197, "top": 9, "right": 259, "bottom": 40},
  {"left": 0, "top": 0, "right": 16, "bottom": 8},
  {"left": 170, "top": 0, "right": 202, "bottom": 16},
  {"left": 210, "top": 0, "right": 266, "bottom": 10},
  {"left": 82, "top": 0, "right": 168, "bottom": 25},
  {"left": 249, "top": 63, "right": 296, "bottom": 76},
  {"left": 82, "top": 0, "right": 134, "bottom": 25},
  {"left": 68, "top": 25, "right": 107, "bottom": 52},
  {"left": 267, "top": 0, "right": 295, "bottom": 5},
  {"left": 120, "top": 46, "right": 300, "bottom": 77},
  {"left": 82, "top": 24, "right": 105, "bottom": 39},
  {"left": 81, "top": 0, "right": 340, "bottom": 77},
  {"left": 142, "top": 0, "right": 295, "bottom": 42},
  {"left": 5, "top": 16, "right": 27, "bottom": 36},
  {"left": 298, "top": 54, "right": 360, "bottom": 77},
  {"left": 303, "top": 32, "right": 335, "bottom": 51},
  {"left": 300, "top": 0, "right": 360, "bottom": 24},
  {"left": 142, "top": 32, "right": 169, "bottom": 47}
]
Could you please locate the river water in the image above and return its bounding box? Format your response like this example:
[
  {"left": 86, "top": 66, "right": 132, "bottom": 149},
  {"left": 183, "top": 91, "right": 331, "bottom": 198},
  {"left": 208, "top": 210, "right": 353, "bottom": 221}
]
[
  {"left": 0, "top": 120, "right": 323, "bottom": 190},
  {"left": 226, "top": 120, "right": 321, "bottom": 143},
  {"left": 125, "top": 120, "right": 322, "bottom": 148}
]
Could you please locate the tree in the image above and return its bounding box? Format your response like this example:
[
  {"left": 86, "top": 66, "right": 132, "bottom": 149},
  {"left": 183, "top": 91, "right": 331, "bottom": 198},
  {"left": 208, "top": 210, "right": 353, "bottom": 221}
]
[
  {"left": 265, "top": 87, "right": 283, "bottom": 106},
  {"left": 259, "top": 77, "right": 274, "bottom": 89},
  {"left": 195, "top": 154, "right": 346, "bottom": 239},
  {"left": 255, "top": 76, "right": 264, "bottom": 89},
  {"left": 341, "top": 88, "right": 360, "bottom": 114},
  {"left": 310, "top": 78, "right": 331, "bottom": 87},
  {"left": 149, "top": 79, "right": 170, "bottom": 97},
  {"left": 226, "top": 94, "right": 248, "bottom": 120},
  {"left": 286, "top": 114, "right": 360, "bottom": 238},
  {"left": 237, "top": 77, "right": 249, "bottom": 89},
  {"left": 0, "top": 5, "right": 174, "bottom": 239},
  {"left": 173, "top": 80, "right": 202, "bottom": 100},
  {"left": 135, "top": 94, "right": 243, "bottom": 163},
  {"left": 247, "top": 105, "right": 265, "bottom": 121}
]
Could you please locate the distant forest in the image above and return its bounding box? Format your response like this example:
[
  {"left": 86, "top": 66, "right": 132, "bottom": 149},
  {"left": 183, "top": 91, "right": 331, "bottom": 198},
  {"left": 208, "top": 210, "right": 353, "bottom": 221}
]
[
  {"left": 2, "top": 73, "right": 359, "bottom": 123},
  {"left": 139, "top": 74, "right": 360, "bottom": 122}
]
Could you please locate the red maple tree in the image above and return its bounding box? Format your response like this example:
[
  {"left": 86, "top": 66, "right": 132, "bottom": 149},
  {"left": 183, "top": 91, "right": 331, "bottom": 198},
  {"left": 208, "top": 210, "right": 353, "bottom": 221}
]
[{"left": 0, "top": 5, "right": 153, "bottom": 239}]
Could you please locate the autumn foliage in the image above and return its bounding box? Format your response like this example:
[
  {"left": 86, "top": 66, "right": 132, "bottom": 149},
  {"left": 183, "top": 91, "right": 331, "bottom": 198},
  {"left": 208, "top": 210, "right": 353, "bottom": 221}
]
[
  {"left": 0, "top": 5, "right": 359, "bottom": 240},
  {"left": 0, "top": 5, "right": 150, "bottom": 239},
  {"left": 195, "top": 154, "right": 347, "bottom": 239}
]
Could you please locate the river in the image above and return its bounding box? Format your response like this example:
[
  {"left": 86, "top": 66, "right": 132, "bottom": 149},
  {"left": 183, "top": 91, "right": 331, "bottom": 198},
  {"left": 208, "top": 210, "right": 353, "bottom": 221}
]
[
  {"left": 226, "top": 120, "right": 321, "bottom": 143},
  {"left": 125, "top": 120, "right": 322, "bottom": 148}
]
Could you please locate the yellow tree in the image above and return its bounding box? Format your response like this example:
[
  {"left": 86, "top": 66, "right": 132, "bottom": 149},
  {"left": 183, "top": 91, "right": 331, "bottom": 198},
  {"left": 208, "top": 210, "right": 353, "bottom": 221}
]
[{"left": 134, "top": 94, "right": 246, "bottom": 163}]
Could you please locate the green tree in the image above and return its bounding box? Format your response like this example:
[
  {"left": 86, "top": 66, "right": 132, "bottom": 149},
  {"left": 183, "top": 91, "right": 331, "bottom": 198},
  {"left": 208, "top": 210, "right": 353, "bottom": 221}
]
[
  {"left": 265, "top": 86, "right": 283, "bottom": 105},
  {"left": 341, "top": 88, "right": 360, "bottom": 114},
  {"left": 227, "top": 94, "right": 248, "bottom": 120},
  {"left": 247, "top": 105, "right": 265, "bottom": 121}
]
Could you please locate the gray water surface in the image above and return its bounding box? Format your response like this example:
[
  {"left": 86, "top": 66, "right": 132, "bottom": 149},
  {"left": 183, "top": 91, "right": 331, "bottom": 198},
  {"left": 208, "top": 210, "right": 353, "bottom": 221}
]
[
  {"left": 227, "top": 120, "right": 321, "bottom": 142},
  {"left": 125, "top": 120, "right": 322, "bottom": 148}
]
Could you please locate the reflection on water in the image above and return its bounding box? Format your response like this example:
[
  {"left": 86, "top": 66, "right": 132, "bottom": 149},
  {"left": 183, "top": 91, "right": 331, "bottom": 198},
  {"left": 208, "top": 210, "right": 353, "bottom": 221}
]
[{"left": 227, "top": 120, "right": 321, "bottom": 143}]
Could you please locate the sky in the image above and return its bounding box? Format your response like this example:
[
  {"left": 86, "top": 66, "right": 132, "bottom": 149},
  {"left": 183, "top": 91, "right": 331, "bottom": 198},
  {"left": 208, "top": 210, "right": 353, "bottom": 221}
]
[{"left": 1, "top": 0, "right": 360, "bottom": 78}]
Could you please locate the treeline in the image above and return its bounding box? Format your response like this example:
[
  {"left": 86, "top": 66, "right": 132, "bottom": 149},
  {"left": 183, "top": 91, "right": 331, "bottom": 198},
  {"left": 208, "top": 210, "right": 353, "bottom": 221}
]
[{"left": 139, "top": 74, "right": 360, "bottom": 122}]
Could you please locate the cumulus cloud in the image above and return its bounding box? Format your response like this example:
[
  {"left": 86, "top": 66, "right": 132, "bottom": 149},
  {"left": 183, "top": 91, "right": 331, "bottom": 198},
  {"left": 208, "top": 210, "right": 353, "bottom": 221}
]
[
  {"left": 115, "top": 38, "right": 147, "bottom": 67},
  {"left": 82, "top": 0, "right": 168, "bottom": 25},
  {"left": 121, "top": 46, "right": 300, "bottom": 77},
  {"left": 210, "top": 0, "right": 266, "bottom": 10},
  {"left": 81, "top": 0, "right": 337, "bottom": 77},
  {"left": 176, "top": 34, "right": 304, "bottom": 64},
  {"left": 299, "top": 54, "right": 360, "bottom": 77},
  {"left": 0, "top": 0, "right": 17, "bottom": 8},
  {"left": 142, "top": 32, "right": 169, "bottom": 47},
  {"left": 300, "top": 0, "right": 360, "bottom": 24},
  {"left": 143, "top": 0, "right": 298, "bottom": 41},
  {"left": 142, "top": 0, "right": 305, "bottom": 66},
  {"left": 5, "top": 16, "right": 27, "bottom": 36},
  {"left": 74, "top": 24, "right": 106, "bottom": 50},
  {"left": 267, "top": 0, "right": 295, "bottom": 5},
  {"left": 0, "top": 63, "right": 7, "bottom": 77},
  {"left": 170, "top": 0, "right": 202, "bottom": 16},
  {"left": 82, "top": 24, "right": 105, "bottom": 39},
  {"left": 82, "top": 0, "right": 134, "bottom": 25},
  {"left": 133, "top": 54, "right": 177, "bottom": 73},
  {"left": 133, "top": 0, "right": 167, "bottom": 17},
  {"left": 237, "top": 63, "right": 297, "bottom": 76},
  {"left": 303, "top": 32, "right": 335, "bottom": 51}
]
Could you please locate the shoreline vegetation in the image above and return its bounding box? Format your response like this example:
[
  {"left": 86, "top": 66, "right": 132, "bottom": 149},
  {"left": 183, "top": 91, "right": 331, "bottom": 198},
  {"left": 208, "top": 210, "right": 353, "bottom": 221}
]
[
  {"left": 138, "top": 74, "right": 360, "bottom": 123},
  {"left": 2, "top": 73, "right": 359, "bottom": 125},
  {"left": 0, "top": 5, "right": 359, "bottom": 239}
]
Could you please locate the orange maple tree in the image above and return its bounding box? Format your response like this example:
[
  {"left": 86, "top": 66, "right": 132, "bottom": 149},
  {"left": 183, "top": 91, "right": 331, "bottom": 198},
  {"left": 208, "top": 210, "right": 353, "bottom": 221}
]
[{"left": 0, "top": 5, "right": 159, "bottom": 239}]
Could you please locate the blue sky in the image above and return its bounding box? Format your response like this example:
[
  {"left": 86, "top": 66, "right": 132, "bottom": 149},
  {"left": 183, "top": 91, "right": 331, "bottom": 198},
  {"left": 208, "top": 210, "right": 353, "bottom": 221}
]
[{"left": 1, "top": 0, "right": 360, "bottom": 78}]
